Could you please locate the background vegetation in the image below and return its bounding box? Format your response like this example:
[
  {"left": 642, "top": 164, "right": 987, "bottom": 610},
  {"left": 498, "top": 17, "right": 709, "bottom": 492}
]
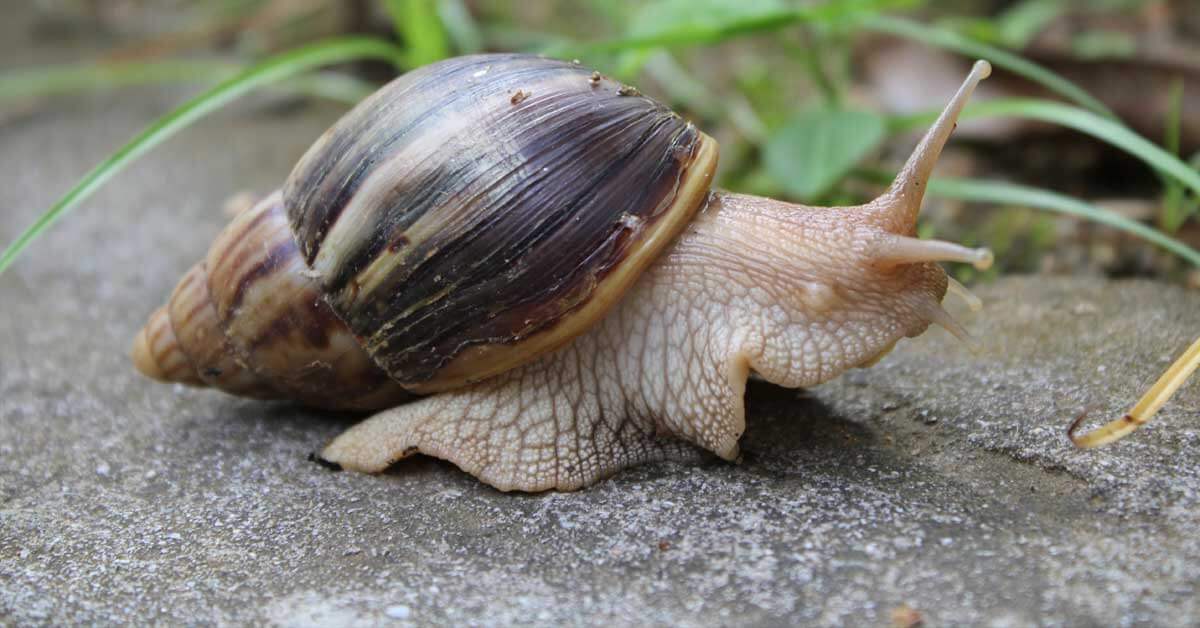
[{"left": 3, "top": 0, "right": 1199, "bottom": 284}]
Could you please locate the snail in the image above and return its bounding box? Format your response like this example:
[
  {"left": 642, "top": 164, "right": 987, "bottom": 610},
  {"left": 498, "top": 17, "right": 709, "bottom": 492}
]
[{"left": 132, "top": 53, "right": 995, "bottom": 491}]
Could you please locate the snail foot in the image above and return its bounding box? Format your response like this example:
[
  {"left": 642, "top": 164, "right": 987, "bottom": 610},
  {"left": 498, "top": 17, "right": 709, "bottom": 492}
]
[{"left": 320, "top": 376, "right": 705, "bottom": 492}]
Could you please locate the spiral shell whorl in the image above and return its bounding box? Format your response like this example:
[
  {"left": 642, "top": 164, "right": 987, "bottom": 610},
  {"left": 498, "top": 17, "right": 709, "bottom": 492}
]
[
  {"left": 132, "top": 192, "right": 413, "bottom": 410},
  {"left": 167, "top": 263, "right": 279, "bottom": 397},
  {"left": 132, "top": 306, "right": 205, "bottom": 386}
]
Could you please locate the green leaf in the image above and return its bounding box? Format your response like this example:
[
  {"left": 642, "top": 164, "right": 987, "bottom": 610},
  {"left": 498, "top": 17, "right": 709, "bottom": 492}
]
[
  {"left": 0, "top": 37, "right": 407, "bottom": 275},
  {"left": 382, "top": 0, "right": 450, "bottom": 66},
  {"left": 861, "top": 15, "right": 1115, "bottom": 119},
  {"left": 765, "top": 109, "right": 887, "bottom": 200}
]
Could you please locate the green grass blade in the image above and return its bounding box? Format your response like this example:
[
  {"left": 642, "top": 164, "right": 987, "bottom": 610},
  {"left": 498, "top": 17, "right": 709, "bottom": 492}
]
[
  {"left": 856, "top": 169, "right": 1200, "bottom": 266},
  {"left": 381, "top": 0, "right": 408, "bottom": 41},
  {"left": 620, "top": 0, "right": 805, "bottom": 50},
  {"left": 382, "top": 0, "right": 450, "bottom": 66},
  {"left": 926, "top": 176, "right": 1200, "bottom": 267},
  {"left": 967, "top": 99, "right": 1200, "bottom": 198},
  {"left": 558, "top": 0, "right": 907, "bottom": 55},
  {"left": 0, "top": 37, "right": 407, "bottom": 275},
  {"left": 0, "top": 34, "right": 399, "bottom": 105},
  {"left": 0, "top": 60, "right": 381, "bottom": 105},
  {"left": 861, "top": 15, "right": 1115, "bottom": 119},
  {"left": 0, "top": 60, "right": 240, "bottom": 101},
  {"left": 0, "top": 59, "right": 380, "bottom": 106},
  {"left": 1161, "top": 78, "right": 1187, "bottom": 232},
  {"left": 889, "top": 98, "right": 1200, "bottom": 199},
  {"left": 554, "top": 8, "right": 1116, "bottom": 125},
  {"left": 438, "top": 0, "right": 483, "bottom": 54}
]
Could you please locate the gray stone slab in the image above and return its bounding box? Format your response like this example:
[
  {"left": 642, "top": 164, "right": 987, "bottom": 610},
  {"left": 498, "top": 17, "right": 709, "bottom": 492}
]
[{"left": 3, "top": 83, "right": 1200, "bottom": 627}]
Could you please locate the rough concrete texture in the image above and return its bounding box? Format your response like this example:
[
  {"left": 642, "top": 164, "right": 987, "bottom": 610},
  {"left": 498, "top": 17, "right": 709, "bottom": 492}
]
[{"left": 3, "top": 68, "right": 1200, "bottom": 628}]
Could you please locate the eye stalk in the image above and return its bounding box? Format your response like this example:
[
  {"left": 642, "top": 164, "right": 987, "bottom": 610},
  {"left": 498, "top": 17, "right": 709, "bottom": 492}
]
[
  {"left": 852, "top": 60, "right": 994, "bottom": 352},
  {"left": 867, "top": 60, "right": 993, "bottom": 234}
]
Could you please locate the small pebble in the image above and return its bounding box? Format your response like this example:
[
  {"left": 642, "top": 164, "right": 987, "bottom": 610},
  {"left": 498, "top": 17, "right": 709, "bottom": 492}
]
[
  {"left": 385, "top": 605, "right": 411, "bottom": 620},
  {"left": 95, "top": 463, "right": 110, "bottom": 477}
]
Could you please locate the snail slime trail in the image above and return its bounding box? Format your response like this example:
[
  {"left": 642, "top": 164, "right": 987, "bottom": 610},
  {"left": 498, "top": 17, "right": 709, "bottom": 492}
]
[{"left": 134, "top": 55, "right": 993, "bottom": 492}]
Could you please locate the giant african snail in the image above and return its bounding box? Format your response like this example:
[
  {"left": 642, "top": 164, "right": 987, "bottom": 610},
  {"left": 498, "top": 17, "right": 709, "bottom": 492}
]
[{"left": 132, "top": 53, "right": 995, "bottom": 491}]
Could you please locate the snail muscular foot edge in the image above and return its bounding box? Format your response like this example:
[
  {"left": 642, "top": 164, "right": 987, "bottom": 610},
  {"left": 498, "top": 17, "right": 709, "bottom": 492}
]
[{"left": 133, "top": 55, "right": 993, "bottom": 491}]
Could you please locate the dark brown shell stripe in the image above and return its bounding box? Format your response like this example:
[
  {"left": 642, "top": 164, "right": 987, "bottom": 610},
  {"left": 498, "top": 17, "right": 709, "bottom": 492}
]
[
  {"left": 203, "top": 192, "right": 413, "bottom": 410},
  {"left": 283, "top": 53, "right": 709, "bottom": 386}
]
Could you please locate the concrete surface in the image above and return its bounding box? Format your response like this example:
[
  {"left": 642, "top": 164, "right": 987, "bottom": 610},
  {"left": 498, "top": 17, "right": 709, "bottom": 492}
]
[{"left": 4, "top": 44, "right": 1200, "bottom": 628}]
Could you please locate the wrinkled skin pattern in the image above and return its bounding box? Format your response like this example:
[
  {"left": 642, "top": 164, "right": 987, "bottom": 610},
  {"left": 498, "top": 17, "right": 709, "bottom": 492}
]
[{"left": 322, "top": 191, "right": 948, "bottom": 491}]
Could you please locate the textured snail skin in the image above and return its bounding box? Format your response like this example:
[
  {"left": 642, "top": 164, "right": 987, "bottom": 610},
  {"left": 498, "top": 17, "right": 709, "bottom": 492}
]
[
  {"left": 134, "top": 54, "right": 994, "bottom": 491},
  {"left": 321, "top": 191, "right": 950, "bottom": 490}
]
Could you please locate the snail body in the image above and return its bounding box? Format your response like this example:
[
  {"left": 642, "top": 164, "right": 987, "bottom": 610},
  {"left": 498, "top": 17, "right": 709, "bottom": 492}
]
[{"left": 133, "top": 54, "right": 994, "bottom": 491}]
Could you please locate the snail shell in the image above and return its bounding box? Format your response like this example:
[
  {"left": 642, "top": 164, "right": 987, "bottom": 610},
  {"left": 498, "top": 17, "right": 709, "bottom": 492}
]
[
  {"left": 134, "top": 191, "right": 411, "bottom": 409},
  {"left": 134, "top": 53, "right": 718, "bottom": 406}
]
